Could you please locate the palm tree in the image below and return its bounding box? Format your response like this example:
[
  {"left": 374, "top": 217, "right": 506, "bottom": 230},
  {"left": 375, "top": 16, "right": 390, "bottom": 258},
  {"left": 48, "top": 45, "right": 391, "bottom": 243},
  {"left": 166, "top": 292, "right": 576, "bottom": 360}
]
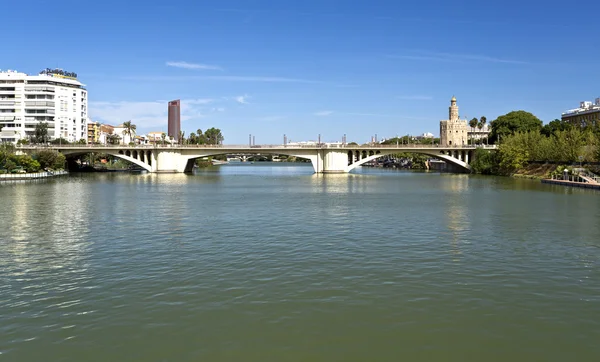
[
  {"left": 479, "top": 116, "right": 487, "bottom": 144},
  {"left": 179, "top": 130, "right": 186, "bottom": 145},
  {"left": 469, "top": 117, "right": 478, "bottom": 131},
  {"left": 196, "top": 129, "right": 206, "bottom": 144},
  {"left": 122, "top": 120, "right": 136, "bottom": 144},
  {"left": 161, "top": 132, "right": 166, "bottom": 146},
  {"left": 469, "top": 118, "right": 478, "bottom": 145}
]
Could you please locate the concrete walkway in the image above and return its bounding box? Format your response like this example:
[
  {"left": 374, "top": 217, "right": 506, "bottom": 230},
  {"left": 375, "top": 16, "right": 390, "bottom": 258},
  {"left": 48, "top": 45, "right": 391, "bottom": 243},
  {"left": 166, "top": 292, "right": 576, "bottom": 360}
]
[{"left": 542, "top": 178, "right": 600, "bottom": 190}]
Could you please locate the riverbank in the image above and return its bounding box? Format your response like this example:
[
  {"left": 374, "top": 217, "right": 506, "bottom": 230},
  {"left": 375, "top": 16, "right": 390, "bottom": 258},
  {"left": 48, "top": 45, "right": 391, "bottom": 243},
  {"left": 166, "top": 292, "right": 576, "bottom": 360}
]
[
  {"left": 511, "top": 163, "right": 559, "bottom": 179},
  {"left": 0, "top": 170, "right": 68, "bottom": 181}
]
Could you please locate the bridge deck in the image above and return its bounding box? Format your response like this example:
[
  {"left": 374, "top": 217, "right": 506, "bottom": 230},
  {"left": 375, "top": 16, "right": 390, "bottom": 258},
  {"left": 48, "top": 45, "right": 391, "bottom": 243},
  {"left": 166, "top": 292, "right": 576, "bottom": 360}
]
[{"left": 18, "top": 144, "right": 496, "bottom": 151}]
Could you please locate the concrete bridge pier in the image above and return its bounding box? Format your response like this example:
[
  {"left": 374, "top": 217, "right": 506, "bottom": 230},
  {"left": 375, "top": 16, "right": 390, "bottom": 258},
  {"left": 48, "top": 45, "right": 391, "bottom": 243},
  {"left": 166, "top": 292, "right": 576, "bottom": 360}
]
[{"left": 317, "top": 150, "right": 349, "bottom": 173}]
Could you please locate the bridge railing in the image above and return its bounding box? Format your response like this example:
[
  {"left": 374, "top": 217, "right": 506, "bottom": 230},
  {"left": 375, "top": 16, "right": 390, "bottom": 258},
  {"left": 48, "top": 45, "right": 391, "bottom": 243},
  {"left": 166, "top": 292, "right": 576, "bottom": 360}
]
[{"left": 16, "top": 143, "right": 498, "bottom": 150}]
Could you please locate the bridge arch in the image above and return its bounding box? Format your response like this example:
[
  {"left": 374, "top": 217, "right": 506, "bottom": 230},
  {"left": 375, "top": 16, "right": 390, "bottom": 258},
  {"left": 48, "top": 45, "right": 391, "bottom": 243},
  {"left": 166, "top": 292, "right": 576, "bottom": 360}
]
[
  {"left": 61, "top": 149, "right": 153, "bottom": 172},
  {"left": 346, "top": 149, "right": 471, "bottom": 172},
  {"left": 179, "top": 150, "right": 315, "bottom": 173}
]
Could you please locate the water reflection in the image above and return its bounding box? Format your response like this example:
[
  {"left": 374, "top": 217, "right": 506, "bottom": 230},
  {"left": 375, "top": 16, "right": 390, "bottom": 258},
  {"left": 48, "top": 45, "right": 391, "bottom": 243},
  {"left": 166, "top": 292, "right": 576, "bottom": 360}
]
[
  {"left": 3, "top": 180, "right": 92, "bottom": 264},
  {"left": 2, "top": 168, "right": 600, "bottom": 361},
  {"left": 440, "top": 175, "right": 470, "bottom": 262},
  {"left": 0, "top": 179, "right": 95, "bottom": 354}
]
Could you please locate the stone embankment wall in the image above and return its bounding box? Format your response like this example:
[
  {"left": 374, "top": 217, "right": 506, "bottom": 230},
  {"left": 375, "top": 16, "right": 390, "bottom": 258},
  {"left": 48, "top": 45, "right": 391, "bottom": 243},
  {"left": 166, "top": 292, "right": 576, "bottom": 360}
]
[{"left": 0, "top": 170, "right": 68, "bottom": 181}]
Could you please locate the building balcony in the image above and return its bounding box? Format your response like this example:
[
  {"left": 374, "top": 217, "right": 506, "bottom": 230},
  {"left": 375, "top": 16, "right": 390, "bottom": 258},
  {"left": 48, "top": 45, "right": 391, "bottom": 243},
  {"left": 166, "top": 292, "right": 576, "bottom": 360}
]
[
  {"left": 24, "top": 101, "right": 55, "bottom": 107},
  {"left": 23, "top": 88, "right": 55, "bottom": 93}
]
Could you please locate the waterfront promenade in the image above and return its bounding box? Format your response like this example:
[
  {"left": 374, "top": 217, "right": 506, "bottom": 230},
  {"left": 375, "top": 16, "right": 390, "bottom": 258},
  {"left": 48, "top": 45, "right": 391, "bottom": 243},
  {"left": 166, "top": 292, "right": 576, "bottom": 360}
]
[
  {"left": 542, "top": 173, "right": 600, "bottom": 190},
  {"left": 0, "top": 170, "right": 68, "bottom": 182}
]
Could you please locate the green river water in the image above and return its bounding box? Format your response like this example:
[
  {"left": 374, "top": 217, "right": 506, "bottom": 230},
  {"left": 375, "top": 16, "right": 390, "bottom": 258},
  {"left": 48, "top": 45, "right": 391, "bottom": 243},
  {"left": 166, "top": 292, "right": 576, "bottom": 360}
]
[{"left": 1, "top": 164, "right": 599, "bottom": 361}]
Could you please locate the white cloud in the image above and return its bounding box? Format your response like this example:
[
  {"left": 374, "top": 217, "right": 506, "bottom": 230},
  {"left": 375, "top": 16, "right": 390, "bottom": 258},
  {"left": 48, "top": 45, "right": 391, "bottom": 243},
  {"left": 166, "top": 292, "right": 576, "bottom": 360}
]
[
  {"left": 166, "top": 61, "right": 222, "bottom": 70},
  {"left": 89, "top": 98, "right": 214, "bottom": 132},
  {"left": 396, "top": 95, "right": 433, "bottom": 100},
  {"left": 123, "top": 75, "right": 326, "bottom": 84},
  {"left": 186, "top": 98, "right": 215, "bottom": 105},
  {"left": 313, "top": 110, "right": 396, "bottom": 117},
  {"left": 235, "top": 94, "right": 250, "bottom": 104},
  {"left": 259, "top": 116, "right": 285, "bottom": 122},
  {"left": 388, "top": 50, "right": 528, "bottom": 64},
  {"left": 342, "top": 112, "right": 394, "bottom": 117}
]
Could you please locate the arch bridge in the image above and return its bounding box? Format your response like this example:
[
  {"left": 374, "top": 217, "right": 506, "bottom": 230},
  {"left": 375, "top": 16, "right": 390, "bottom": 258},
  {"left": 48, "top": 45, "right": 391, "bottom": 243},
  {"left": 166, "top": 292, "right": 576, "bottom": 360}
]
[{"left": 17, "top": 144, "right": 496, "bottom": 173}]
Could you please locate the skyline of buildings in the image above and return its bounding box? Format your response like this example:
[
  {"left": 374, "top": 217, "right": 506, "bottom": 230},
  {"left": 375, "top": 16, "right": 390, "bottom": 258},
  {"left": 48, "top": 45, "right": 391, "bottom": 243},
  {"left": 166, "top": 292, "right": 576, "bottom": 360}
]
[
  {"left": 0, "top": 68, "right": 88, "bottom": 143},
  {"left": 1, "top": 67, "right": 596, "bottom": 146}
]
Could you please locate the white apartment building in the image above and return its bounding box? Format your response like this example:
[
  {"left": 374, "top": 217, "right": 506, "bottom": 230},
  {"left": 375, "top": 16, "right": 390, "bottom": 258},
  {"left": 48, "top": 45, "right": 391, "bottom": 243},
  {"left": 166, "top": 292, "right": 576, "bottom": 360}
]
[{"left": 0, "top": 68, "right": 88, "bottom": 143}]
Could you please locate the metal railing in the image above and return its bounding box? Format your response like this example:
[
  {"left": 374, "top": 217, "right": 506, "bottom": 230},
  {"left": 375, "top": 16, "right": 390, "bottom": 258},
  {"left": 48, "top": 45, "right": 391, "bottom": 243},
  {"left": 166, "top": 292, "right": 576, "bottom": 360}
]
[
  {"left": 0, "top": 170, "right": 68, "bottom": 181},
  {"left": 577, "top": 171, "right": 600, "bottom": 184},
  {"left": 16, "top": 143, "right": 498, "bottom": 150},
  {"left": 550, "top": 174, "right": 591, "bottom": 183}
]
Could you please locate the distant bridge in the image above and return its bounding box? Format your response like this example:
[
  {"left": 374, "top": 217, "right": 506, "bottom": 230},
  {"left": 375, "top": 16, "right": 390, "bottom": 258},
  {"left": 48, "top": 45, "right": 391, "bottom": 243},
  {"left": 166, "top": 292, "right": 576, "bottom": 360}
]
[{"left": 17, "top": 144, "right": 497, "bottom": 173}]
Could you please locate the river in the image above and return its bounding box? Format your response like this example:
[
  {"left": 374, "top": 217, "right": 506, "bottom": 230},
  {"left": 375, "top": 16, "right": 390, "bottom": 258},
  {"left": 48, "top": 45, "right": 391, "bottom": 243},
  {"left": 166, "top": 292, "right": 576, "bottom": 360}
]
[{"left": 1, "top": 163, "right": 599, "bottom": 361}]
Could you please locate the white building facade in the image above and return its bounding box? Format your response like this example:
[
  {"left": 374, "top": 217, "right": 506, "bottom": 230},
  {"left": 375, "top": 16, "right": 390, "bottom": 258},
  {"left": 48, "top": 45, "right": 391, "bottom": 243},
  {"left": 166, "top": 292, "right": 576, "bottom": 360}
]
[{"left": 0, "top": 68, "right": 88, "bottom": 143}]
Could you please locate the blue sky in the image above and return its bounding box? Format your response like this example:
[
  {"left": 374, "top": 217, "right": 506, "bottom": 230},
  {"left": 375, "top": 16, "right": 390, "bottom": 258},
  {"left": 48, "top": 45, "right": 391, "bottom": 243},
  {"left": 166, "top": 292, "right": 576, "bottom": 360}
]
[{"left": 3, "top": 0, "right": 600, "bottom": 144}]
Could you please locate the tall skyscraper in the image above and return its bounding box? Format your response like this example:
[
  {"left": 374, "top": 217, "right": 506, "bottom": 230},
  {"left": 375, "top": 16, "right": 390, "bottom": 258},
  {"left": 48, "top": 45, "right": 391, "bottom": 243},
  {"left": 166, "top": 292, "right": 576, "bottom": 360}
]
[{"left": 168, "top": 99, "right": 181, "bottom": 142}]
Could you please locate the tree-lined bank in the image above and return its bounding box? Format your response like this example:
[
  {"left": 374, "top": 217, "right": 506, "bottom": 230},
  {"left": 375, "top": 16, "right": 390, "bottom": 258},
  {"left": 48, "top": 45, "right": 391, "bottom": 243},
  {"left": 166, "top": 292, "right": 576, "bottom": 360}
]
[
  {"left": 0, "top": 144, "right": 66, "bottom": 174},
  {"left": 471, "top": 111, "right": 600, "bottom": 176}
]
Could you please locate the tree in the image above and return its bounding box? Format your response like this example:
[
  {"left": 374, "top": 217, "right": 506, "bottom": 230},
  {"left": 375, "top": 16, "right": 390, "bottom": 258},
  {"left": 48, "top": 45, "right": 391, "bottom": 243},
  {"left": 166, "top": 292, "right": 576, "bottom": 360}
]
[
  {"left": 122, "top": 120, "right": 136, "bottom": 144},
  {"left": 107, "top": 134, "right": 121, "bottom": 145},
  {"left": 50, "top": 138, "right": 70, "bottom": 145},
  {"left": 32, "top": 122, "right": 49, "bottom": 144},
  {"left": 552, "top": 128, "right": 588, "bottom": 163},
  {"left": 179, "top": 130, "right": 186, "bottom": 145},
  {"left": 479, "top": 116, "right": 487, "bottom": 144},
  {"left": 470, "top": 148, "right": 498, "bottom": 174},
  {"left": 188, "top": 132, "right": 197, "bottom": 145},
  {"left": 490, "top": 111, "right": 542, "bottom": 144},
  {"left": 469, "top": 118, "right": 478, "bottom": 131},
  {"left": 7, "top": 154, "right": 41, "bottom": 172},
  {"left": 541, "top": 119, "right": 572, "bottom": 137},
  {"left": 161, "top": 133, "right": 166, "bottom": 145},
  {"left": 0, "top": 144, "right": 14, "bottom": 172},
  {"left": 34, "top": 149, "right": 66, "bottom": 170},
  {"left": 204, "top": 127, "right": 224, "bottom": 145},
  {"left": 468, "top": 118, "right": 478, "bottom": 145},
  {"left": 196, "top": 129, "right": 207, "bottom": 145}
]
